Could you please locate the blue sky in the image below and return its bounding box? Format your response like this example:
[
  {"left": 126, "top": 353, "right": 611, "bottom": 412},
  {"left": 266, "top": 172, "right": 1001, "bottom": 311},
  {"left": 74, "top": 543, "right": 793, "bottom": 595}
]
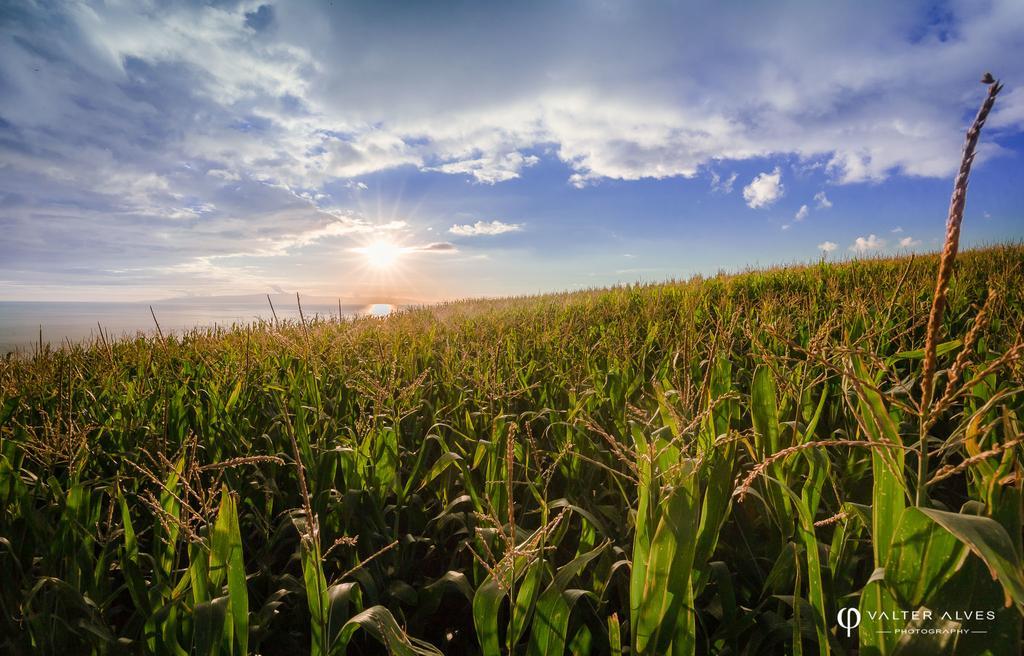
[{"left": 1, "top": 1, "right": 1023, "bottom": 302}]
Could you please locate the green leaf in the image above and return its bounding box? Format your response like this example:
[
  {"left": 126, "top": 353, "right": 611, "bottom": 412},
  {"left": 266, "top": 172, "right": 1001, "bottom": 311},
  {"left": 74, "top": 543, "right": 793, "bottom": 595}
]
[
  {"left": 528, "top": 542, "right": 606, "bottom": 656},
  {"left": 417, "top": 452, "right": 462, "bottom": 491},
  {"left": 189, "top": 541, "right": 211, "bottom": 607},
  {"left": 157, "top": 454, "right": 186, "bottom": 579},
  {"left": 224, "top": 379, "right": 242, "bottom": 411},
  {"left": 118, "top": 493, "right": 150, "bottom": 616},
  {"left": 918, "top": 507, "right": 1024, "bottom": 611},
  {"left": 417, "top": 571, "right": 471, "bottom": 620},
  {"left": 693, "top": 359, "right": 735, "bottom": 592},
  {"left": 473, "top": 577, "right": 505, "bottom": 656},
  {"left": 326, "top": 582, "right": 360, "bottom": 651},
  {"left": 333, "top": 605, "right": 442, "bottom": 655},
  {"left": 794, "top": 451, "right": 830, "bottom": 656},
  {"left": 751, "top": 366, "right": 793, "bottom": 536},
  {"left": 850, "top": 356, "right": 906, "bottom": 566},
  {"left": 211, "top": 488, "right": 248, "bottom": 655},
  {"left": 528, "top": 589, "right": 596, "bottom": 656},
  {"left": 800, "top": 384, "right": 828, "bottom": 444},
  {"left": 632, "top": 461, "right": 699, "bottom": 654},
  {"left": 192, "top": 596, "right": 229, "bottom": 656},
  {"left": 509, "top": 557, "right": 544, "bottom": 648},
  {"left": 629, "top": 423, "right": 654, "bottom": 643},
  {"left": 886, "top": 339, "right": 961, "bottom": 366},
  {"left": 302, "top": 537, "right": 330, "bottom": 656},
  {"left": 751, "top": 366, "right": 783, "bottom": 457},
  {"left": 858, "top": 569, "right": 902, "bottom": 656},
  {"left": 885, "top": 508, "right": 967, "bottom": 609}
]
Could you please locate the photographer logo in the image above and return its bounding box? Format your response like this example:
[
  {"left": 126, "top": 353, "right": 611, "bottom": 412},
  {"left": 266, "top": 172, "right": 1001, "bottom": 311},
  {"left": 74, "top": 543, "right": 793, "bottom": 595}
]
[
  {"left": 835, "top": 607, "right": 995, "bottom": 638},
  {"left": 837, "top": 607, "right": 861, "bottom": 638}
]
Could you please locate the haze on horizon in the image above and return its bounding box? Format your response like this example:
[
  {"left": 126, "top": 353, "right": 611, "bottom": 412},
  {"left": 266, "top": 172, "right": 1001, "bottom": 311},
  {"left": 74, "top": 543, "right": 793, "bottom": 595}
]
[{"left": 2, "top": 0, "right": 1024, "bottom": 304}]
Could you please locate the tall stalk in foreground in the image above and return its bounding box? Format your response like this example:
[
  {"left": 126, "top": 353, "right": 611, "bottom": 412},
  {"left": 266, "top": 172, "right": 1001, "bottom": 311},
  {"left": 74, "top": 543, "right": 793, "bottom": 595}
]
[{"left": 916, "top": 73, "right": 1003, "bottom": 505}]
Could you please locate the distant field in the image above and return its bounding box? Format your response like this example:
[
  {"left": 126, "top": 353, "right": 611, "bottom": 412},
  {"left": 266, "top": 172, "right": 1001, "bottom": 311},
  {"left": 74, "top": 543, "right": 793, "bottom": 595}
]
[{"left": 1, "top": 246, "right": 1023, "bottom": 654}]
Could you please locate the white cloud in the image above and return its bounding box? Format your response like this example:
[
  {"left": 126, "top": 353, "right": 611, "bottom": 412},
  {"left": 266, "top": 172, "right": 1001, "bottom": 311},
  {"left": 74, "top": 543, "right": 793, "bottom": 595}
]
[
  {"left": 850, "top": 234, "right": 886, "bottom": 253},
  {"left": 322, "top": 132, "right": 421, "bottom": 179},
  {"left": 427, "top": 152, "right": 539, "bottom": 184},
  {"left": 818, "top": 241, "right": 838, "bottom": 253},
  {"left": 743, "top": 168, "right": 784, "bottom": 209},
  {"left": 898, "top": 236, "right": 921, "bottom": 248},
  {"left": 243, "top": 218, "right": 407, "bottom": 258},
  {"left": 449, "top": 220, "right": 524, "bottom": 236},
  {"left": 710, "top": 171, "right": 738, "bottom": 194},
  {"left": 207, "top": 169, "right": 240, "bottom": 182},
  {"left": 794, "top": 204, "right": 809, "bottom": 221},
  {"left": 891, "top": 226, "right": 904, "bottom": 233},
  {"left": 568, "top": 173, "right": 588, "bottom": 189},
  {"left": 814, "top": 191, "right": 832, "bottom": 209}
]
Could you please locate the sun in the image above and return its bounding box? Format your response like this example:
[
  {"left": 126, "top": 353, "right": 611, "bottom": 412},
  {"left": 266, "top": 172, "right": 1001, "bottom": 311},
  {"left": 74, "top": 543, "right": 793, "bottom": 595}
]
[{"left": 358, "top": 240, "right": 405, "bottom": 270}]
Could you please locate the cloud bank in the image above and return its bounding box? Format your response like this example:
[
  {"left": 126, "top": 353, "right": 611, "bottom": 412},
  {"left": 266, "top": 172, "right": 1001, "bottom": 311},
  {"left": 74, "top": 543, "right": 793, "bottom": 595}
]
[
  {"left": 449, "top": 220, "right": 524, "bottom": 237},
  {"left": 1, "top": 0, "right": 1023, "bottom": 297}
]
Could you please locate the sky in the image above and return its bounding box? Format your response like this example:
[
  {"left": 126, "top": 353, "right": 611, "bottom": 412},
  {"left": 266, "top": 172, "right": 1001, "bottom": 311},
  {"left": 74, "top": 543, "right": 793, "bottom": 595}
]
[{"left": 1, "top": 0, "right": 1024, "bottom": 303}]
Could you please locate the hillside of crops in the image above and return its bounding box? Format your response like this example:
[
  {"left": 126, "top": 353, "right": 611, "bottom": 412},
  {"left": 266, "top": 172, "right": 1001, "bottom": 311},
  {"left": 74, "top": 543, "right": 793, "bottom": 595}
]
[{"left": 1, "top": 245, "right": 1023, "bottom": 655}]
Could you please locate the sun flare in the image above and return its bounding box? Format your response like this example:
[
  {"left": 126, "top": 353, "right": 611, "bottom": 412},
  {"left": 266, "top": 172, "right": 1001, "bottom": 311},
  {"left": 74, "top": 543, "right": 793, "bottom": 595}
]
[{"left": 359, "top": 240, "right": 404, "bottom": 270}]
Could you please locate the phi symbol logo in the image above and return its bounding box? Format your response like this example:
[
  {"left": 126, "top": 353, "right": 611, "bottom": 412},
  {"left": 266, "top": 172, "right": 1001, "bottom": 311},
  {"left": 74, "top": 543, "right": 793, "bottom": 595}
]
[{"left": 837, "top": 607, "right": 861, "bottom": 638}]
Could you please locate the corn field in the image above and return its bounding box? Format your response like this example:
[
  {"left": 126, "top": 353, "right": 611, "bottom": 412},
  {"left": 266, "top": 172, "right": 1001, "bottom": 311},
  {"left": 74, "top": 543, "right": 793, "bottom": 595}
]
[{"left": 1, "top": 243, "right": 1023, "bottom": 654}]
